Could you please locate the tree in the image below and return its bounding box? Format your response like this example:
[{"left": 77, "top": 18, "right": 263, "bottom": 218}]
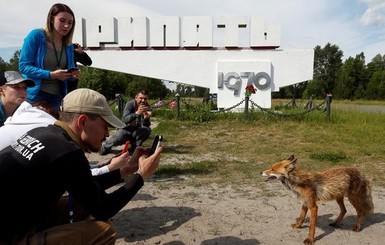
[
  {"left": 125, "top": 76, "right": 170, "bottom": 100},
  {"left": 305, "top": 43, "right": 343, "bottom": 99},
  {"left": 78, "top": 67, "right": 129, "bottom": 99},
  {"left": 78, "top": 66, "right": 170, "bottom": 101},
  {"left": 366, "top": 54, "right": 385, "bottom": 81},
  {"left": 334, "top": 53, "right": 368, "bottom": 100},
  {"left": 367, "top": 54, "right": 385, "bottom": 72},
  {"left": 365, "top": 70, "right": 384, "bottom": 99},
  {"left": 0, "top": 57, "right": 7, "bottom": 72},
  {"left": 366, "top": 54, "right": 385, "bottom": 99},
  {"left": 194, "top": 86, "right": 209, "bottom": 98},
  {"left": 7, "top": 50, "right": 20, "bottom": 71},
  {"left": 0, "top": 50, "right": 20, "bottom": 72},
  {"left": 278, "top": 82, "right": 309, "bottom": 99}
]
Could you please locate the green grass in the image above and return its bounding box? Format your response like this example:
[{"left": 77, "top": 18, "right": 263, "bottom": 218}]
[{"left": 143, "top": 99, "right": 385, "bottom": 188}]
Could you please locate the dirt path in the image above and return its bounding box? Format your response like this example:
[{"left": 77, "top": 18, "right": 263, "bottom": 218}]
[
  {"left": 87, "top": 146, "right": 385, "bottom": 245},
  {"left": 332, "top": 104, "right": 385, "bottom": 114},
  {"left": 108, "top": 181, "right": 385, "bottom": 245}
]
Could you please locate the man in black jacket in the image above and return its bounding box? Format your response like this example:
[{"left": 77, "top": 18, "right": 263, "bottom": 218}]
[
  {"left": 100, "top": 89, "right": 152, "bottom": 155},
  {"left": 0, "top": 88, "right": 162, "bottom": 245}
]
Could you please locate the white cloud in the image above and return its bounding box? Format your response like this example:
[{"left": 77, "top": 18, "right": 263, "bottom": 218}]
[{"left": 359, "top": 1, "right": 385, "bottom": 26}]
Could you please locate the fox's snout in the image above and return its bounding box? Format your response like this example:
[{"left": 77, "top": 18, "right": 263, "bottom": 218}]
[
  {"left": 262, "top": 159, "right": 295, "bottom": 182},
  {"left": 261, "top": 171, "right": 268, "bottom": 176},
  {"left": 261, "top": 169, "right": 281, "bottom": 182},
  {"left": 261, "top": 168, "right": 276, "bottom": 176}
]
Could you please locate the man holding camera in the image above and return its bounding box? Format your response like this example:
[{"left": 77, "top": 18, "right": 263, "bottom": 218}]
[
  {"left": 100, "top": 89, "right": 152, "bottom": 155},
  {"left": 0, "top": 88, "right": 162, "bottom": 244}
]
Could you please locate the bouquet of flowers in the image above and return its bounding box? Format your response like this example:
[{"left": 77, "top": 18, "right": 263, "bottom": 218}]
[{"left": 245, "top": 84, "right": 257, "bottom": 97}]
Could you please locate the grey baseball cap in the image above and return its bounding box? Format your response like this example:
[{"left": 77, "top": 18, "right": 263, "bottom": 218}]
[{"left": 0, "top": 71, "right": 35, "bottom": 87}]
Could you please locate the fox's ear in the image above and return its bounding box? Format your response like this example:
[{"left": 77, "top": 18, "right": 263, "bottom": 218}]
[
  {"left": 287, "top": 155, "right": 295, "bottom": 161},
  {"left": 286, "top": 158, "right": 297, "bottom": 172}
]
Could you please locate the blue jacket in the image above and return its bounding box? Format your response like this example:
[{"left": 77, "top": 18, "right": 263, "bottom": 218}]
[
  {"left": 0, "top": 100, "right": 6, "bottom": 127},
  {"left": 19, "top": 28, "right": 76, "bottom": 101}
]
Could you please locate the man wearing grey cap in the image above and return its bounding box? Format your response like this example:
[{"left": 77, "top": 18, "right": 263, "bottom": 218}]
[
  {"left": 0, "top": 88, "right": 163, "bottom": 245},
  {"left": 0, "top": 70, "right": 35, "bottom": 126}
]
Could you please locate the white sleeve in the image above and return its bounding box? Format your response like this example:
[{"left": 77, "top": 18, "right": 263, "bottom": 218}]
[{"left": 91, "top": 165, "right": 110, "bottom": 176}]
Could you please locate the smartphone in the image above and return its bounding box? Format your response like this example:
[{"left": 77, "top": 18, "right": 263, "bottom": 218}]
[
  {"left": 149, "top": 134, "right": 162, "bottom": 155},
  {"left": 67, "top": 67, "right": 80, "bottom": 73},
  {"left": 121, "top": 141, "right": 130, "bottom": 154}
]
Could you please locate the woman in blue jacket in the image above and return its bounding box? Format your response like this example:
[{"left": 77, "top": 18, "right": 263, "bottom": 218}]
[{"left": 19, "top": 3, "right": 79, "bottom": 117}]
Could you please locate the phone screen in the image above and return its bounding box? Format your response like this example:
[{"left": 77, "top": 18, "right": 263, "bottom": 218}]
[
  {"left": 149, "top": 135, "right": 162, "bottom": 155},
  {"left": 67, "top": 67, "right": 79, "bottom": 73}
]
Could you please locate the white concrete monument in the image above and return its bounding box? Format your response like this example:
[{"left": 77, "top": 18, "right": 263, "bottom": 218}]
[{"left": 74, "top": 16, "right": 314, "bottom": 109}]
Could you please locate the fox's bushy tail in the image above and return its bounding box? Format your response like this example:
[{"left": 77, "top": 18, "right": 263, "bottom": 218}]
[{"left": 359, "top": 177, "right": 374, "bottom": 216}]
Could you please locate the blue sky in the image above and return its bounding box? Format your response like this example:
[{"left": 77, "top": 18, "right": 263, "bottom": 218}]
[{"left": 0, "top": 0, "right": 384, "bottom": 63}]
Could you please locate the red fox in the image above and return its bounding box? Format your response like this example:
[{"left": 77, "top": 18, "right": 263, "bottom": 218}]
[{"left": 262, "top": 155, "right": 374, "bottom": 245}]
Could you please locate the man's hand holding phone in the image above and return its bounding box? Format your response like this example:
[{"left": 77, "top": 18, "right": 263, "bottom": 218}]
[
  {"left": 126, "top": 145, "right": 162, "bottom": 182},
  {"left": 129, "top": 135, "right": 163, "bottom": 181}
]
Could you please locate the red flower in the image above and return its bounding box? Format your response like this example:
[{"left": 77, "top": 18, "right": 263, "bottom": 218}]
[{"left": 245, "top": 84, "right": 257, "bottom": 97}]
